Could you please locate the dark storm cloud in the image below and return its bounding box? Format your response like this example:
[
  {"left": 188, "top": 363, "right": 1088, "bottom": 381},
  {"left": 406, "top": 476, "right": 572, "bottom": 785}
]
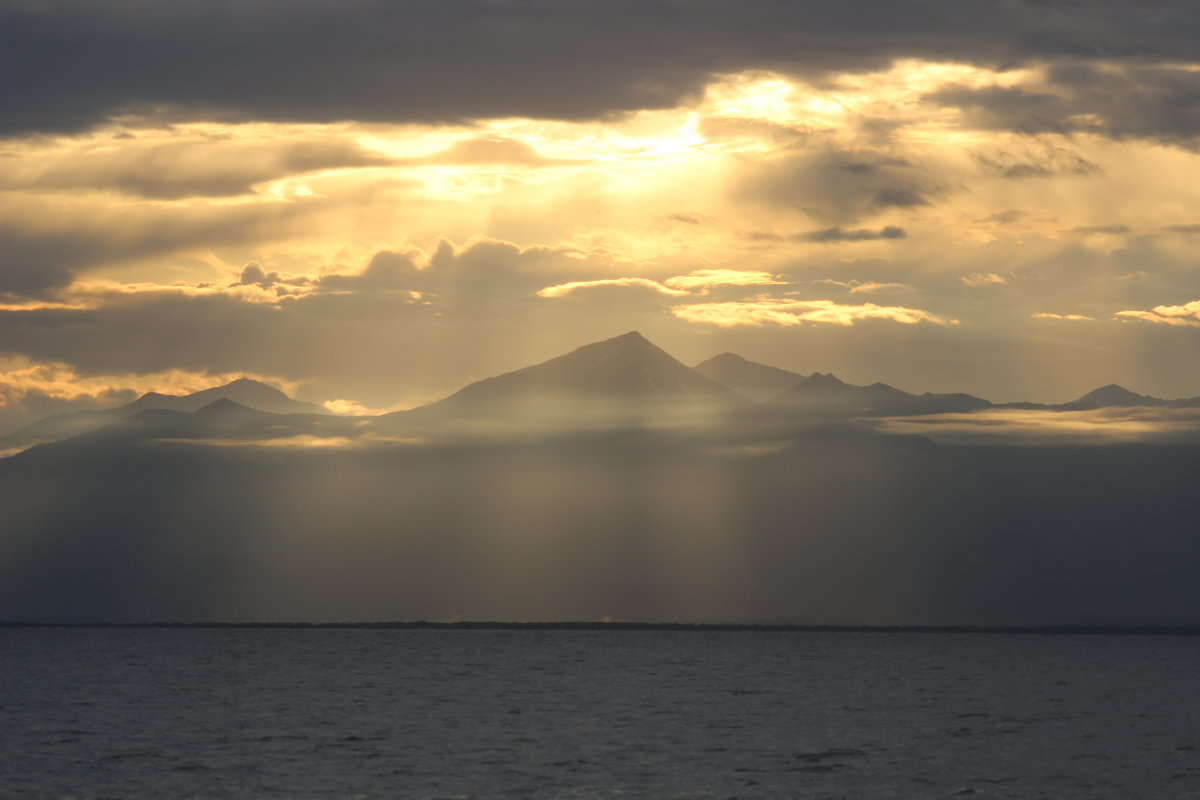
[
  {"left": 3, "top": 0, "right": 1200, "bottom": 135},
  {"left": 928, "top": 64, "right": 1200, "bottom": 148}
]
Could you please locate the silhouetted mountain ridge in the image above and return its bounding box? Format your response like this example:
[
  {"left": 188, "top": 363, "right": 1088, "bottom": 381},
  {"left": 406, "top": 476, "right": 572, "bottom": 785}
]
[
  {"left": 692, "top": 352, "right": 805, "bottom": 402},
  {"left": 755, "top": 370, "right": 992, "bottom": 418},
  {"left": 6, "top": 334, "right": 1200, "bottom": 455},
  {"left": 381, "top": 331, "right": 742, "bottom": 429},
  {"left": 1, "top": 379, "right": 327, "bottom": 452}
]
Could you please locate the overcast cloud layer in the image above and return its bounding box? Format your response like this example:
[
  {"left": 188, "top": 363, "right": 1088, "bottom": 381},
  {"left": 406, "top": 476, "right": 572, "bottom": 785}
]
[{"left": 4, "top": 0, "right": 1200, "bottom": 432}]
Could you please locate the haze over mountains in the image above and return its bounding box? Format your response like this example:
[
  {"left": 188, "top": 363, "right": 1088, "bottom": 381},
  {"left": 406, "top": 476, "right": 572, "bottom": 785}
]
[
  {"left": 1, "top": 378, "right": 327, "bottom": 452},
  {"left": 3, "top": 331, "right": 1199, "bottom": 627},
  {"left": 4, "top": 331, "right": 1198, "bottom": 454}
]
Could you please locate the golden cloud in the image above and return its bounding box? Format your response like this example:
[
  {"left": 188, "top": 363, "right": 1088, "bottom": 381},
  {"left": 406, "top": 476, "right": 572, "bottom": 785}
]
[
  {"left": 537, "top": 277, "right": 690, "bottom": 299},
  {"left": 873, "top": 407, "right": 1200, "bottom": 445},
  {"left": 537, "top": 268, "right": 781, "bottom": 299},
  {"left": 1116, "top": 300, "right": 1200, "bottom": 328},
  {"left": 1031, "top": 312, "right": 1093, "bottom": 321},
  {"left": 961, "top": 272, "right": 1007, "bottom": 287},
  {"left": 816, "top": 279, "right": 911, "bottom": 294},
  {"left": 0, "top": 357, "right": 300, "bottom": 409},
  {"left": 662, "top": 268, "right": 782, "bottom": 290},
  {"left": 671, "top": 298, "right": 957, "bottom": 327}
]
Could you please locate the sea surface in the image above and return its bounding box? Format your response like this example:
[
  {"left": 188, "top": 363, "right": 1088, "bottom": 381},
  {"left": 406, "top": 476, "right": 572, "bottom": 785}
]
[{"left": 2, "top": 629, "right": 1199, "bottom": 799}]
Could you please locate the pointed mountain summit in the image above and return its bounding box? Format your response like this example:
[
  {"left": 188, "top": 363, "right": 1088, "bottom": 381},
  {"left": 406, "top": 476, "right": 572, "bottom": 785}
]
[
  {"left": 692, "top": 352, "right": 805, "bottom": 402},
  {"left": 1067, "top": 384, "right": 1165, "bottom": 409},
  {"left": 387, "top": 331, "right": 741, "bottom": 428}
]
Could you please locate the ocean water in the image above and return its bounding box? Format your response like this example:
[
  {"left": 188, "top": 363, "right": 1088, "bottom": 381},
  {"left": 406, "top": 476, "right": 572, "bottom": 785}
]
[{"left": 2, "top": 630, "right": 1199, "bottom": 799}]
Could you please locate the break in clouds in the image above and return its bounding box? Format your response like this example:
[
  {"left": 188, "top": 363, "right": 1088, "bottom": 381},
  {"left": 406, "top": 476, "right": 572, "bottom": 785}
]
[{"left": 4, "top": 0, "right": 1200, "bottom": 431}]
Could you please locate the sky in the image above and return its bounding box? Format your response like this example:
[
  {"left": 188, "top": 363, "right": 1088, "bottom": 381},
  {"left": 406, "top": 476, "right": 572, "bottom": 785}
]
[{"left": 4, "top": 0, "right": 1200, "bottom": 433}]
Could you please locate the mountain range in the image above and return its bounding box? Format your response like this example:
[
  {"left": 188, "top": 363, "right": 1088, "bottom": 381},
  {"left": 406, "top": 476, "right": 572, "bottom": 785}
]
[
  {"left": 4, "top": 331, "right": 1200, "bottom": 626},
  {"left": 1, "top": 377, "right": 327, "bottom": 452},
  {"left": 4, "top": 331, "right": 1199, "bottom": 454}
]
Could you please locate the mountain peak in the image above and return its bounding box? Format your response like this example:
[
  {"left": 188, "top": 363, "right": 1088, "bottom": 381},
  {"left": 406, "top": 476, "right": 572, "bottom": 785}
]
[
  {"left": 706, "top": 352, "right": 750, "bottom": 365},
  {"left": 196, "top": 397, "right": 246, "bottom": 413},
  {"left": 693, "top": 352, "right": 803, "bottom": 403},
  {"left": 803, "top": 372, "right": 846, "bottom": 388},
  {"left": 394, "top": 331, "right": 740, "bottom": 425},
  {"left": 1072, "top": 383, "right": 1162, "bottom": 407}
]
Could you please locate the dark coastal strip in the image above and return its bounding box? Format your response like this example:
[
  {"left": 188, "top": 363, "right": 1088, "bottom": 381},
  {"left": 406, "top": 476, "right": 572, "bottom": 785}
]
[{"left": 2, "top": 620, "right": 1200, "bottom": 636}]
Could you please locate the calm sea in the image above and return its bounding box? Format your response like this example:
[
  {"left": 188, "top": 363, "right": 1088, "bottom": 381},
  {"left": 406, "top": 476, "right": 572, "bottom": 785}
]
[{"left": 2, "top": 629, "right": 1198, "bottom": 798}]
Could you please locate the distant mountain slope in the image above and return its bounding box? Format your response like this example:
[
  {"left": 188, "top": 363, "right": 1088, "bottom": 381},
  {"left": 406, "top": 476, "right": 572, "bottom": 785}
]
[
  {"left": 693, "top": 352, "right": 806, "bottom": 402},
  {"left": 382, "top": 331, "right": 743, "bottom": 429},
  {"left": 124, "top": 378, "right": 327, "bottom": 416},
  {"left": 994, "top": 383, "right": 1200, "bottom": 411},
  {"left": 758, "top": 372, "right": 992, "bottom": 418},
  {"left": 23, "top": 399, "right": 358, "bottom": 455},
  {"left": 1, "top": 379, "right": 328, "bottom": 452}
]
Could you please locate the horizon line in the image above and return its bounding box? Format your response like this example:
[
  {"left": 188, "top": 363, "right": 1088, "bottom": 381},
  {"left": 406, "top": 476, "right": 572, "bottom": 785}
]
[{"left": 4, "top": 620, "right": 1199, "bottom": 636}]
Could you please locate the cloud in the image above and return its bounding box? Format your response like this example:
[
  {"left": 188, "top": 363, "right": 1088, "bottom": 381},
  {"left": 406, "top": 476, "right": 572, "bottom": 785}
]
[
  {"left": 9, "top": 1, "right": 1198, "bottom": 138},
  {"left": 424, "top": 136, "right": 571, "bottom": 166},
  {"left": 538, "top": 268, "right": 781, "bottom": 298},
  {"left": 972, "top": 145, "right": 1102, "bottom": 180},
  {"left": 926, "top": 85, "right": 1075, "bottom": 136},
  {"left": 814, "top": 279, "right": 911, "bottom": 294},
  {"left": 671, "top": 297, "right": 957, "bottom": 328},
  {"left": 662, "top": 269, "right": 782, "bottom": 290},
  {"left": 698, "top": 116, "right": 812, "bottom": 147},
  {"left": 961, "top": 273, "right": 1007, "bottom": 287},
  {"left": 1116, "top": 299, "right": 1200, "bottom": 327},
  {"left": 872, "top": 407, "right": 1200, "bottom": 446},
  {"left": 1031, "top": 312, "right": 1093, "bottom": 321},
  {"left": 0, "top": 194, "right": 325, "bottom": 297},
  {"left": 872, "top": 189, "right": 930, "bottom": 209},
  {"left": 795, "top": 226, "right": 907, "bottom": 243},
  {"left": 0, "top": 137, "right": 392, "bottom": 199},
  {"left": 1073, "top": 224, "right": 1133, "bottom": 235},
  {"left": 737, "top": 150, "right": 947, "bottom": 223},
  {"left": 537, "top": 277, "right": 689, "bottom": 299},
  {"left": 235, "top": 262, "right": 283, "bottom": 288},
  {"left": 318, "top": 250, "right": 426, "bottom": 293},
  {"left": 928, "top": 63, "right": 1200, "bottom": 148},
  {"left": 666, "top": 213, "right": 709, "bottom": 225}
]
